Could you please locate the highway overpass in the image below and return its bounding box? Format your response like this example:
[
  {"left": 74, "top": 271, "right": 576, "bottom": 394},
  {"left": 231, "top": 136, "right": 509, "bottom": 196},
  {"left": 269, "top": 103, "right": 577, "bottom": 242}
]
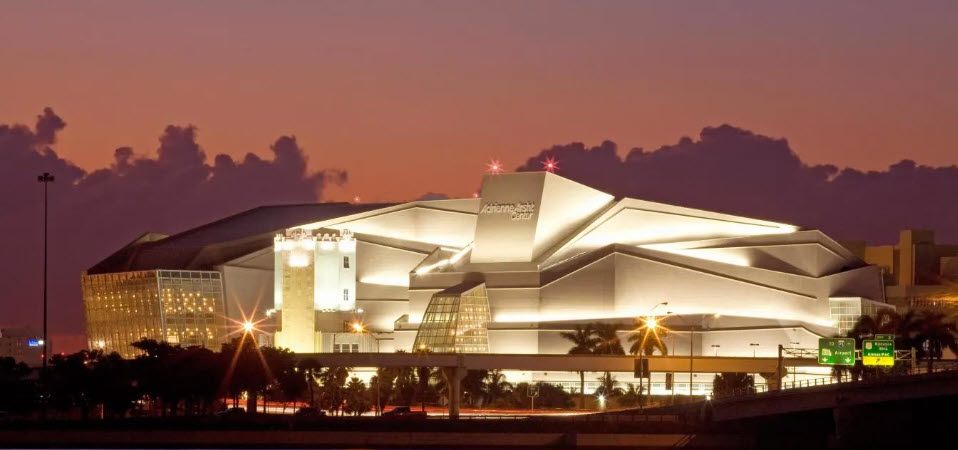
[{"left": 293, "top": 352, "right": 820, "bottom": 418}]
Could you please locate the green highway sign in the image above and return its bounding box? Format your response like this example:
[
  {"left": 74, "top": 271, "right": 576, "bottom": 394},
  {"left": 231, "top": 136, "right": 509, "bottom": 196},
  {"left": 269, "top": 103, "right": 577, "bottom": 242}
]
[
  {"left": 862, "top": 339, "right": 895, "bottom": 366},
  {"left": 875, "top": 334, "right": 895, "bottom": 341},
  {"left": 818, "top": 338, "right": 856, "bottom": 365}
]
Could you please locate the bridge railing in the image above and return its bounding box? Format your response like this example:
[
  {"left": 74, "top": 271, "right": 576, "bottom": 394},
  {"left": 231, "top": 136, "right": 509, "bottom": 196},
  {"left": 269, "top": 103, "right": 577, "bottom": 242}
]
[{"left": 712, "top": 363, "right": 958, "bottom": 400}]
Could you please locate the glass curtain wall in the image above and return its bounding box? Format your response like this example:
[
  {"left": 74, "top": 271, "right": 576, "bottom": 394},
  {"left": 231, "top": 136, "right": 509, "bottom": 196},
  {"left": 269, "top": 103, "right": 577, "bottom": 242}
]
[
  {"left": 413, "top": 282, "right": 491, "bottom": 353},
  {"left": 83, "top": 270, "right": 227, "bottom": 358}
]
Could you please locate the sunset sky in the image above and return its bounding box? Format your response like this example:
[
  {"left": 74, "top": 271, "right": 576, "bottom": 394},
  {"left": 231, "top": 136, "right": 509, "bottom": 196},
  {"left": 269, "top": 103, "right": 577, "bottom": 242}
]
[
  {"left": 3, "top": 1, "right": 958, "bottom": 346},
  {"left": 3, "top": 1, "right": 957, "bottom": 202}
]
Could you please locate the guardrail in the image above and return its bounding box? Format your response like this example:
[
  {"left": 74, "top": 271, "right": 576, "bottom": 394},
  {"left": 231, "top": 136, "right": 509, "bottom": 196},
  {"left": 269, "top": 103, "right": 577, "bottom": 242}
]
[
  {"left": 712, "top": 364, "right": 958, "bottom": 400},
  {"left": 453, "top": 413, "right": 680, "bottom": 423}
]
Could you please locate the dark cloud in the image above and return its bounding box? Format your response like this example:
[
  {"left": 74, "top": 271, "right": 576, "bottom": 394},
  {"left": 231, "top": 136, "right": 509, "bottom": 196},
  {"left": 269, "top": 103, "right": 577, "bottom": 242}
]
[
  {"left": 518, "top": 124, "right": 958, "bottom": 245},
  {"left": 35, "top": 107, "right": 66, "bottom": 145},
  {"left": 0, "top": 109, "right": 346, "bottom": 341}
]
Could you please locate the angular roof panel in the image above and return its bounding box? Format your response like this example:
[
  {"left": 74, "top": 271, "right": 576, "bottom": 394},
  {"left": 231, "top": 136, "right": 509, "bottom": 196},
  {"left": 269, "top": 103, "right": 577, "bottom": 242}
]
[{"left": 87, "top": 202, "right": 393, "bottom": 274}]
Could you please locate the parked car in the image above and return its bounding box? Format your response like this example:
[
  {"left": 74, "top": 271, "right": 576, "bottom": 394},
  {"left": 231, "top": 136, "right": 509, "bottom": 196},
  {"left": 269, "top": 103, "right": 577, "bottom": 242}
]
[
  {"left": 382, "top": 406, "right": 427, "bottom": 418},
  {"left": 216, "top": 407, "right": 247, "bottom": 418},
  {"left": 294, "top": 407, "right": 326, "bottom": 417}
]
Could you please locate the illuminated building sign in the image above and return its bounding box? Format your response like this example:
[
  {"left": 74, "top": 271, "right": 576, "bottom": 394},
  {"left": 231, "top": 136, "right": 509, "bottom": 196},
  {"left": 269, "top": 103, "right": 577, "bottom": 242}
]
[
  {"left": 479, "top": 202, "right": 536, "bottom": 220},
  {"left": 28, "top": 339, "right": 41, "bottom": 347}
]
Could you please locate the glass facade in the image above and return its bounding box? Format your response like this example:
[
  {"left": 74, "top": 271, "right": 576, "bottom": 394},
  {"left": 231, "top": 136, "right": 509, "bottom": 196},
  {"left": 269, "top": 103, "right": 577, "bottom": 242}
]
[
  {"left": 413, "top": 282, "right": 491, "bottom": 353},
  {"left": 83, "top": 270, "right": 227, "bottom": 358},
  {"left": 829, "top": 297, "right": 891, "bottom": 335}
]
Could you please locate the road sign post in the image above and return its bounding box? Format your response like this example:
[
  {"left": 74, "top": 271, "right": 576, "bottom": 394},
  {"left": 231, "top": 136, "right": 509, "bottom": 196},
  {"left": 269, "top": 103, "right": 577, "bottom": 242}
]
[
  {"left": 528, "top": 384, "right": 539, "bottom": 411},
  {"left": 862, "top": 340, "right": 895, "bottom": 366},
  {"left": 818, "top": 338, "right": 856, "bottom": 365}
]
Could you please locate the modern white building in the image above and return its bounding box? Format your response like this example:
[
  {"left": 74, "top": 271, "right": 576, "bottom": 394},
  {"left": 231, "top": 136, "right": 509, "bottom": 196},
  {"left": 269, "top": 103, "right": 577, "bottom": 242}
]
[{"left": 86, "top": 172, "right": 888, "bottom": 392}]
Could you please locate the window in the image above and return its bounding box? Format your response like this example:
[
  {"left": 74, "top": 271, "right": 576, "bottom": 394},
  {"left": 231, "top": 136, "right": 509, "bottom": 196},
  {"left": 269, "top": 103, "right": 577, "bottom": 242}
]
[
  {"left": 334, "top": 343, "right": 360, "bottom": 353},
  {"left": 343, "top": 256, "right": 350, "bottom": 269},
  {"left": 343, "top": 288, "right": 349, "bottom": 301}
]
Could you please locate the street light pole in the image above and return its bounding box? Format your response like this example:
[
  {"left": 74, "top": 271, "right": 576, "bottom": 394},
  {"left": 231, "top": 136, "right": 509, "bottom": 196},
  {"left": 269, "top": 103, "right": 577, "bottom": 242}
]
[
  {"left": 637, "top": 301, "right": 668, "bottom": 406},
  {"left": 37, "top": 172, "right": 54, "bottom": 420}
]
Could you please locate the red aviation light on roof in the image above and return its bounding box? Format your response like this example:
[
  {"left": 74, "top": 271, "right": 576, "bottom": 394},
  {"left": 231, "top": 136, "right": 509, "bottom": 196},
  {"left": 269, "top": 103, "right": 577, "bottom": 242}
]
[
  {"left": 487, "top": 159, "right": 503, "bottom": 174},
  {"left": 542, "top": 157, "right": 558, "bottom": 172}
]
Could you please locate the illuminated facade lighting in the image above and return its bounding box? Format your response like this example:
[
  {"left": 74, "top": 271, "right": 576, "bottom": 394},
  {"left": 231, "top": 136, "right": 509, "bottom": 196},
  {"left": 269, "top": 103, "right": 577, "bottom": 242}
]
[{"left": 82, "top": 270, "right": 227, "bottom": 358}]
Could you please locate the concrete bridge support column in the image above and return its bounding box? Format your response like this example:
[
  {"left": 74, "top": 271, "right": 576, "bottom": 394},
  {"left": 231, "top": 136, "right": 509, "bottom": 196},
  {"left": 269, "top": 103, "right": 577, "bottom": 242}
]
[{"left": 442, "top": 366, "right": 467, "bottom": 419}]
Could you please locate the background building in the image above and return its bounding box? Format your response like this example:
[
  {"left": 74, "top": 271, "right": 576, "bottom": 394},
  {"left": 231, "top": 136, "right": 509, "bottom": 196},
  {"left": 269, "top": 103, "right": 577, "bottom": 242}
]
[
  {"left": 846, "top": 229, "right": 958, "bottom": 312},
  {"left": 0, "top": 328, "right": 44, "bottom": 367}
]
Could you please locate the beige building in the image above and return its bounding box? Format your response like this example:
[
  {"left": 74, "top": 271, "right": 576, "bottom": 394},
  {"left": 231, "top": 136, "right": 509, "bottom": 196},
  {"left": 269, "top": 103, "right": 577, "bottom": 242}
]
[{"left": 846, "top": 229, "right": 958, "bottom": 311}]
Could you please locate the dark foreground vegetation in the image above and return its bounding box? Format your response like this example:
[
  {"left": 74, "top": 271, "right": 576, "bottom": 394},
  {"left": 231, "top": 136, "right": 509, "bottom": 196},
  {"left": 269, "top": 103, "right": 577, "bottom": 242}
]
[{"left": 1, "top": 336, "right": 578, "bottom": 421}]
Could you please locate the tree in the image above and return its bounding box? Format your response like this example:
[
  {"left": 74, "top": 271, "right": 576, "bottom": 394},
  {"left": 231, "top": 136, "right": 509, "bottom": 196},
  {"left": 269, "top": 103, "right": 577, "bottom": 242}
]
[
  {"left": 48, "top": 350, "right": 96, "bottom": 419},
  {"left": 594, "top": 372, "right": 622, "bottom": 397},
  {"left": 712, "top": 372, "right": 754, "bottom": 396},
  {"left": 219, "top": 337, "right": 269, "bottom": 414},
  {"left": 628, "top": 319, "right": 668, "bottom": 400},
  {"left": 343, "top": 377, "right": 373, "bottom": 416},
  {"left": 0, "top": 357, "right": 35, "bottom": 415},
  {"left": 262, "top": 346, "right": 298, "bottom": 413},
  {"left": 593, "top": 323, "right": 625, "bottom": 355},
  {"left": 484, "top": 370, "right": 513, "bottom": 405},
  {"left": 370, "top": 367, "right": 397, "bottom": 414},
  {"left": 505, "top": 382, "right": 573, "bottom": 409},
  {"left": 416, "top": 364, "right": 433, "bottom": 412},
  {"left": 617, "top": 383, "right": 643, "bottom": 408},
  {"left": 559, "top": 324, "right": 599, "bottom": 409},
  {"left": 88, "top": 351, "right": 137, "bottom": 418},
  {"left": 131, "top": 339, "right": 183, "bottom": 416},
  {"left": 393, "top": 365, "right": 418, "bottom": 407},
  {"left": 318, "top": 366, "right": 349, "bottom": 415},
  {"left": 298, "top": 358, "right": 323, "bottom": 407},
  {"left": 628, "top": 320, "right": 669, "bottom": 357},
  {"left": 916, "top": 310, "right": 958, "bottom": 373},
  {"left": 461, "top": 369, "right": 489, "bottom": 407}
]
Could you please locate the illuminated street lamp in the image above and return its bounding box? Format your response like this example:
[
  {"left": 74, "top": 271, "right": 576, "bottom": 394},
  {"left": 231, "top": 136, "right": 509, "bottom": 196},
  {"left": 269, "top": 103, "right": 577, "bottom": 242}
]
[
  {"left": 243, "top": 321, "right": 255, "bottom": 333},
  {"left": 635, "top": 301, "right": 668, "bottom": 406}
]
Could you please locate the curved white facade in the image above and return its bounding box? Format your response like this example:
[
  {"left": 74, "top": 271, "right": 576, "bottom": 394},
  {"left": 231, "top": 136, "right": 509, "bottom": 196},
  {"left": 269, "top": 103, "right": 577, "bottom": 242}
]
[{"left": 252, "top": 172, "right": 886, "bottom": 358}]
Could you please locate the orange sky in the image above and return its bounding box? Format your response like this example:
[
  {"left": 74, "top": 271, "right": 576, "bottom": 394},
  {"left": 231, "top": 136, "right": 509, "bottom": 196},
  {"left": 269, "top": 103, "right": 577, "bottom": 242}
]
[{"left": 2, "top": 1, "right": 957, "bottom": 202}]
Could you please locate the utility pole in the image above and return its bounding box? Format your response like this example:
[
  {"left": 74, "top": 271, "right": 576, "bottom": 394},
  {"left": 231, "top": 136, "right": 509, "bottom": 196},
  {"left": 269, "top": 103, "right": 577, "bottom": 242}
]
[{"left": 37, "top": 172, "right": 54, "bottom": 420}]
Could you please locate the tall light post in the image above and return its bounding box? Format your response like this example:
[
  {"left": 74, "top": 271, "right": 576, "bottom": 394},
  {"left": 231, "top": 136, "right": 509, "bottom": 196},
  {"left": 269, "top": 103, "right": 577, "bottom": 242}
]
[
  {"left": 350, "top": 321, "right": 385, "bottom": 415},
  {"left": 750, "top": 343, "right": 760, "bottom": 357},
  {"left": 37, "top": 172, "right": 54, "bottom": 420},
  {"left": 711, "top": 344, "right": 721, "bottom": 356},
  {"left": 667, "top": 312, "right": 719, "bottom": 396},
  {"left": 789, "top": 341, "right": 800, "bottom": 381},
  {"left": 635, "top": 301, "right": 667, "bottom": 405}
]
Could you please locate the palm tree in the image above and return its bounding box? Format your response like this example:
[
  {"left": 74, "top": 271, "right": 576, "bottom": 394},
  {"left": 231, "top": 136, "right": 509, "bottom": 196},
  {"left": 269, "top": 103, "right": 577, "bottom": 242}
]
[
  {"left": 297, "top": 358, "right": 323, "bottom": 407},
  {"left": 593, "top": 323, "right": 625, "bottom": 355},
  {"left": 618, "top": 383, "right": 642, "bottom": 407},
  {"left": 594, "top": 372, "right": 622, "bottom": 397},
  {"left": 628, "top": 320, "right": 669, "bottom": 356},
  {"left": 559, "top": 324, "right": 599, "bottom": 409},
  {"left": 916, "top": 310, "right": 958, "bottom": 373},
  {"left": 484, "top": 369, "right": 513, "bottom": 405},
  {"left": 628, "top": 318, "right": 668, "bottom": 398}
]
